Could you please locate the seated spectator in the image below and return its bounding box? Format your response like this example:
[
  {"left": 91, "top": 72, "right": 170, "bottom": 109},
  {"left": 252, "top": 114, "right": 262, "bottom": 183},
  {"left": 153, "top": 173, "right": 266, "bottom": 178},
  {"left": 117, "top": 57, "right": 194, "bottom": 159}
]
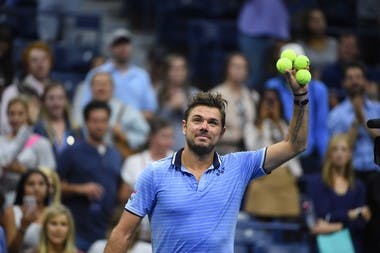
[
  {"left": 328, "top": 62, "right": 380, "bottom": 176},
  {"left": 1, "top": 170, "right": 51, "bottom": 252},
  {"left": 157, "top": 53, "right": 198, "bottom": 151},
  {"left": 211, "top": 52, "right": 259, "bottom": 154},
  {"left": 28, "top": 204, "right": 83, "bottom": 253},
  {"left": 34, "top": 83, "right": 76, "bottom": 160},
  {"left": 1, "top": 41, "right": 53, "bottom": 134},
  {"left": 298, "top": 8, "right": 338, "bottom": 77},
  {"left": 119, "top": 117, "right": 174, "bottom": 245},
  {"left": 328, "top": 62, "right": 380, "bottom": 252},
  {"left": 0, "top": 97, "right": 56, "bottom": 205},
  {"left": 58, "top": 101, "right": 122, "bottom": 252},
  {"left": 72, "top": 54, "right": 106, "bottom": 125},
  {"left": 244, "top": 89, "right": 302, "bottom": 219},
  {"left": 321, "top": 33, "right": 361, "bottom": 108},
  {"left": 308, "top": 134, "right": 370, "bottom": 253},
  {"left": 72, "top": 72, "right": 149, "bottom": 158},
  {"left": 266, "top": 43, "right": 329, "bottom": 174},
  {"left": 79, "top": 28, "right": 158, "bottom": 120}
]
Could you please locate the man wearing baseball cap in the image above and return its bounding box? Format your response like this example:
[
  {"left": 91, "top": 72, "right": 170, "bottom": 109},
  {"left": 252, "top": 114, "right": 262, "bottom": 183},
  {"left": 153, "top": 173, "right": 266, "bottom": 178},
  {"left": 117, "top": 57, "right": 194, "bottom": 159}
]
[{"left": 79, "top": 28, "right": 158, "bottom": 120}]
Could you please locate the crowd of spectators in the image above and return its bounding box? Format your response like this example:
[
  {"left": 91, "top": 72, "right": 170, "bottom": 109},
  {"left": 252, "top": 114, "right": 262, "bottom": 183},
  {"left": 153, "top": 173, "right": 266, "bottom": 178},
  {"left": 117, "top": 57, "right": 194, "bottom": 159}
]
[{"left": 0, "top": 0, "right": 380, "bottom": 253}]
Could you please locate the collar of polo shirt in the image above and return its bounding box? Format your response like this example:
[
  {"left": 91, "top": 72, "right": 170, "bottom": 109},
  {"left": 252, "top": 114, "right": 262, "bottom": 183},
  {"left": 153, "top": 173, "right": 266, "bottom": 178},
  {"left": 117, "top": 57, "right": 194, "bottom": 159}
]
[{"left": 171, "top": 148, "right": 222, "bottom": 171}]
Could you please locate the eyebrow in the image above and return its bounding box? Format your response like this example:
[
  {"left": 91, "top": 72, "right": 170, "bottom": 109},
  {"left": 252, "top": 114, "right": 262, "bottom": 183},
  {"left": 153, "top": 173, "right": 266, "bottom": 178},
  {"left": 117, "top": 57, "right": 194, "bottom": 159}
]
[{"left": 191, "top": 114, "right": 220, "bottom": 122}]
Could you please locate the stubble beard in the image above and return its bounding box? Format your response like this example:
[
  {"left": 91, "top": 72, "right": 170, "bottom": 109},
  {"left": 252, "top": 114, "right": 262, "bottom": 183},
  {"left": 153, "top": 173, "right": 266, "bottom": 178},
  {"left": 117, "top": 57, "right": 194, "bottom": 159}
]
[{"left": 186, "top": 136, "right": 215, "bottom": 156}]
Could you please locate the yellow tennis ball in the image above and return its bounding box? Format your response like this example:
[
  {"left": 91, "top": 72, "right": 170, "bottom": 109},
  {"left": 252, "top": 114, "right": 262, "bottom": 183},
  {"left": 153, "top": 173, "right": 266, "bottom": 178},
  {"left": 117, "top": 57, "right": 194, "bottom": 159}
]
[
  {"left": 294, "top": 55, "right": 310, "bottom": 70},
  {"left": 280, "top": 49, "right": 297, "bottom": 62},
  {"left": 296, "top": 69, "right": 311, "bottom": 86},
  {"left": 276, "top": 58, "right": 293, "bottom": 74}
]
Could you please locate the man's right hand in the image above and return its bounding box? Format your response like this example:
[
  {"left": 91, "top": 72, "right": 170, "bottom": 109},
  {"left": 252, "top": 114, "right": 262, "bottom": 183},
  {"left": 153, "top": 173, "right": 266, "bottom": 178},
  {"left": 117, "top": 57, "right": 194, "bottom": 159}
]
[{"left": 80, "top": 182, "right": 104, "bottom": 200}]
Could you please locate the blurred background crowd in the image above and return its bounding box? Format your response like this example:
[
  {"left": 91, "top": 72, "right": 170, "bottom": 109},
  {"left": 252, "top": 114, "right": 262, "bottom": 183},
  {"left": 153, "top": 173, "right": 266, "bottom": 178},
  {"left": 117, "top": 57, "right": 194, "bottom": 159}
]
[{"left": 0, "top": 0, "right": 379, "bottom": 252}]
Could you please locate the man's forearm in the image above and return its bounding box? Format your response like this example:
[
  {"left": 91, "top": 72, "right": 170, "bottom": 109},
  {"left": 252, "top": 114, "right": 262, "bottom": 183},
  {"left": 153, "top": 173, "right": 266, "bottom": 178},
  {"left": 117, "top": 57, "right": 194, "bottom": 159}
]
[
  {"left": 104, "top": 227, "right": 132, "bottom": 253},
  {"left": 286, "top": 97, "right": 309, "bottom": 153}
]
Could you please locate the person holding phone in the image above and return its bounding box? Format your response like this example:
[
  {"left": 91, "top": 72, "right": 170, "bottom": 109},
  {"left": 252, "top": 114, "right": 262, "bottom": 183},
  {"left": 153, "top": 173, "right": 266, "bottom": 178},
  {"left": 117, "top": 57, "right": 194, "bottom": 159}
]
[{"left": 1, "top": 170, "right": 50, "bottom": 252}]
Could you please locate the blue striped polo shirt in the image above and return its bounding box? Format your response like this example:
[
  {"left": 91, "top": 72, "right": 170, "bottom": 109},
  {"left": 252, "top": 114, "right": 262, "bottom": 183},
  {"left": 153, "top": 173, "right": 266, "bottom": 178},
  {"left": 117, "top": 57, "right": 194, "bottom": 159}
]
[{"left": 125, "top": 148, "right": 267, "bottom": 253}]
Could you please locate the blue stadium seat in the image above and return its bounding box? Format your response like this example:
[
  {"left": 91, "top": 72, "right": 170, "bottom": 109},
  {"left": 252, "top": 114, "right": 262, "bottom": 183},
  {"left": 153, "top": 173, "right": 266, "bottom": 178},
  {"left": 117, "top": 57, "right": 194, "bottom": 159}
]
[
  {"left": 52, "top": 43, "right": 96, "bottom": 72},
  {"left": 51, "top": 71, "right": 84, "bottom": 101},
  {"left": 235, "top": 216, "right": 310, "bottom": 253}
]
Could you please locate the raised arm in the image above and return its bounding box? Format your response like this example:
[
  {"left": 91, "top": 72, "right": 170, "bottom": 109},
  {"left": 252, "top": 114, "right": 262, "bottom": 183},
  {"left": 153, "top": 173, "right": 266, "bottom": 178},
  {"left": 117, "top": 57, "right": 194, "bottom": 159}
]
[
  {"left": 264, "top": 70, "right": 309, "bottom": 172},
  {"left": 104, "top": 210, "right": 142, "bottom": 253}
]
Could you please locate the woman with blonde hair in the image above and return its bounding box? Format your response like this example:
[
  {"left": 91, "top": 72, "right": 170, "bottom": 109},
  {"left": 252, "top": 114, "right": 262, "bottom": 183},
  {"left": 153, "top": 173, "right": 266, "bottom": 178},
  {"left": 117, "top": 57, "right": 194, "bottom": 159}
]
[
  {"left": 39, "top": 167, "right": 61, "bottom": 205},
  {"left": 36, "top": 204, "right": 82, "bottom": 253},
  {"left": 308, "top": 134, "right": 370, "bottom": 253}
]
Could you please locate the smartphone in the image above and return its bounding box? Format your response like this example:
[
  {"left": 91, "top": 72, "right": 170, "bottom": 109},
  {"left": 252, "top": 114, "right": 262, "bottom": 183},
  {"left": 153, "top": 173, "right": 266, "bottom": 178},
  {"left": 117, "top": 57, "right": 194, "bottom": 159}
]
[{"left": 23, "top": 195, "right": 37, "bottom": 215}]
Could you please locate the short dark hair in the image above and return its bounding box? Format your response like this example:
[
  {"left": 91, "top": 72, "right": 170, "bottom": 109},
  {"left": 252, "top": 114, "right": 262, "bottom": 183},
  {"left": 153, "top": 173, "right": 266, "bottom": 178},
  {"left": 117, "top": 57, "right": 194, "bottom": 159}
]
[
  {"left": 83, "top": 100, "right": 111, "bottom": 121},
  {"left": 184, "top": 91, "right": 227, "bottom": 128},
  {"left": 148, "top": 116, "right": 172, "bottom": 136},
  {"left": 343, "top": 61, "right": 367, "bottom": 79}
]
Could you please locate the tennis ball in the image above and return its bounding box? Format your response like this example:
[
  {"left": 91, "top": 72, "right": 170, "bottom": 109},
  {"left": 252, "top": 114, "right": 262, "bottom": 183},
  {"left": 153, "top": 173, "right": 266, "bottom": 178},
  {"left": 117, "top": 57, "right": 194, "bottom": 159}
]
[
  {"left": 276, "top": 58, "right": 293, "bottom": 74},
  {"left": 296, "top": 69, "right": 311, "bottom": 86},
  {"left": 294, "top": 55, "right": 310, "bottom": 70},
  {"left": 280, "top": 49, "right": 297, "bottom": 62}
]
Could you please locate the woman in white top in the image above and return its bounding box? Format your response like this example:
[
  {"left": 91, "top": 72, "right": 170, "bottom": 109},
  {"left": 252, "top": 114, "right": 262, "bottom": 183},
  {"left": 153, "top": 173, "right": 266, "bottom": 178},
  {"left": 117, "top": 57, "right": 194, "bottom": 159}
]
[
  {"left": 1, "top": 170, "right": 50, "bottom": 252},
  {"left": 0, "top": 97, "right": 56, "bottom": 205}
]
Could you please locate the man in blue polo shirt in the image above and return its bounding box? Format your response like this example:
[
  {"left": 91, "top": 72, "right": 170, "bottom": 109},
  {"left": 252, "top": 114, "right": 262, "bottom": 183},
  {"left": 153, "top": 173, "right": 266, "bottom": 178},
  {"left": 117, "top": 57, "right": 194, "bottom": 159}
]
[
  {"left": 58, "top": 101, "right": 122, "bottom": 251},
  {"left": 105, "top": 69, "right": 309, "bottom": 253}
]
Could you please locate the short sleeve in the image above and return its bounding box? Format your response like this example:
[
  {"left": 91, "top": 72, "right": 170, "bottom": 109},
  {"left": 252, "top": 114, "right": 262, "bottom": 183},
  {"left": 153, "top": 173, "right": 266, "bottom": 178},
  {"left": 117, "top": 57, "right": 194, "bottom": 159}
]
[{"left": 125, "top": 164, "right": 156, "bottom": 217}]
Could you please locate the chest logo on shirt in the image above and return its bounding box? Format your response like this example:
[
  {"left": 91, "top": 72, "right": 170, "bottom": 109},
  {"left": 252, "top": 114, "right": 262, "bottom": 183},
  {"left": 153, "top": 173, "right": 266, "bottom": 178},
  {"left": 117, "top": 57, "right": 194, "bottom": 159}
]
[{"left": 216, "top": 167, "right": 225, "bottom": 176}]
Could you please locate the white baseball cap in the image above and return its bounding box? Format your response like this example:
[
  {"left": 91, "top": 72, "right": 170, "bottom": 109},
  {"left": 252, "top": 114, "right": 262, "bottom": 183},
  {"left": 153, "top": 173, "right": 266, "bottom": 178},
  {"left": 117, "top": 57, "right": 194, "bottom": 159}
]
[{"left": 108, "top": 28, "right": 132, "bottom": 47}]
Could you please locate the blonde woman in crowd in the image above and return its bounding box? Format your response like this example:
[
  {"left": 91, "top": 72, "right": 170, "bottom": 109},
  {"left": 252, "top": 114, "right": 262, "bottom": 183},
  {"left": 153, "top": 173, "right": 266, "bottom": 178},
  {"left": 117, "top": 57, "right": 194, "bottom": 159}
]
[
  {"left": 29, "top": 204, "right": 83, "bottom": 253},
  {"left": 308, "top": 134, "right": 370, "bottom": 253}
]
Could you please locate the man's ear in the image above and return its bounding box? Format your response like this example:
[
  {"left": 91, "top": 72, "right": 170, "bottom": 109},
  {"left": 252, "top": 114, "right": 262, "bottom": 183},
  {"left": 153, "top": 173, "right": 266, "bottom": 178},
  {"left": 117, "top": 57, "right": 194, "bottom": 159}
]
[
  {"left": 220, "top": 127, "right": 226, "bottom": 138},
  {"left": 182, "top": 120, "right": 187, "bottom": 135}
]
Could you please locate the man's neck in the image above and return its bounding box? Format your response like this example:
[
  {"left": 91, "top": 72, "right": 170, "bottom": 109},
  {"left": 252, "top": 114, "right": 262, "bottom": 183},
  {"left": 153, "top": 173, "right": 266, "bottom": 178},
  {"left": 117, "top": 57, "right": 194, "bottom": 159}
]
[
  {"left": 87, "top": 137, "right": 104, "bottom": 147},
  {"left": 113, "top": 60, "right": 129, "bottom": 72},
  {"left": 30, "top": 74, "right": 48, "bottom": 84},
  {"left": 181, "top": 147, "right": 214, "bottom": 173}
]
